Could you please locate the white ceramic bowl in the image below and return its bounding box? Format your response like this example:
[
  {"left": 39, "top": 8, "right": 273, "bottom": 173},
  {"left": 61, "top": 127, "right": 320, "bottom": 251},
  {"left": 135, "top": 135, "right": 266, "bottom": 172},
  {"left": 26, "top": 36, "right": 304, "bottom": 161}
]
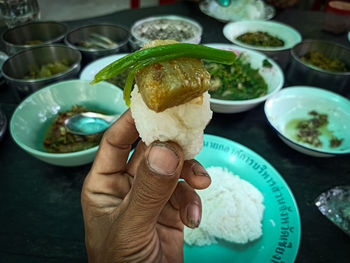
[
  {"left": 10, "top": 79, "right": 127, "bottom": 166},
  {"left": 80, "top": 53, "right": 128, "bottom": 85},
  {"left": 205, "top": 43, "right": 284, "bottom": 113},
  {"left": 223, "top": 20, "right": 302, "bottom": 52},
  {"left": 264, "top": 86, "right": 350, "bottom": 157}
]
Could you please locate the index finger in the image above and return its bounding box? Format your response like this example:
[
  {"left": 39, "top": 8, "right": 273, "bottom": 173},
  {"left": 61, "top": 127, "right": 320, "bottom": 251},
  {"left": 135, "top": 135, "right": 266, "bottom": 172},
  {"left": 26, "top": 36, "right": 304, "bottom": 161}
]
[{"left": 91, "top": 109, "right": 139, "bottom": 175}]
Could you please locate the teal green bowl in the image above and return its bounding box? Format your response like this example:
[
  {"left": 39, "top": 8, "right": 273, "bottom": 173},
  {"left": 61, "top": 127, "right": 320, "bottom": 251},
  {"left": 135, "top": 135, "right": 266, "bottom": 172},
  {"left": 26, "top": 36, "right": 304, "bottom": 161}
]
[
  {"left": 264, "top": 86, "right": 350, "bottom": 157},
  {"left": 10, "top": 79, "right": 127, "bottom": 166}
]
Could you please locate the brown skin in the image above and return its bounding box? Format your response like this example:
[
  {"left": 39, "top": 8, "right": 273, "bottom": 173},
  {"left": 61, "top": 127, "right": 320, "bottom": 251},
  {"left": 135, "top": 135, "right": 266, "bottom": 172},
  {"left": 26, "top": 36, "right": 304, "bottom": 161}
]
[{"left": 81, "top": 110, "right": 211, "bottom": 263}]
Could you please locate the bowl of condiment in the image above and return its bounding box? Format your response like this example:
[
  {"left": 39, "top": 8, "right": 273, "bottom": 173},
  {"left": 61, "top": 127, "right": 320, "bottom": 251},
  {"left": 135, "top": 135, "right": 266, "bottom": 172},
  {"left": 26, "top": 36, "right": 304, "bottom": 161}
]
[
  {"left": 10, "top": 79, "right": 127, "bottom": 166},
  {"left": 2, "top": 44, "right": 81, "bottom": 101},
  {"left": 205, "top": 43, "right": 284, "bottom": 113},
  {"left": 129, "top": 15, "right": 202, "bottom": 50},
  {"left": 286, "top": 40, "right": 350, "bottom": 96},
  {"left": 1, "top": 21, "right": 68, "bottom": 55},
  {"left": 65, "top": 24, "right": 129, "bottom": 64},
  {"left": 223, "top": 20, "right": 302, "bottom": 68},
  {"left": 264, "top": 86, "right": 350, "bottom": 157}
]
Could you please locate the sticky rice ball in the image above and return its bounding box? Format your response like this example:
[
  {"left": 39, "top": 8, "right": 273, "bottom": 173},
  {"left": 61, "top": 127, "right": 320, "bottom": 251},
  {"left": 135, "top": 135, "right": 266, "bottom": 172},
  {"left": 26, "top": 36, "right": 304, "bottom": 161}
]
[{"left": 130, "top": 85, "right": 212, "bottom": 160}]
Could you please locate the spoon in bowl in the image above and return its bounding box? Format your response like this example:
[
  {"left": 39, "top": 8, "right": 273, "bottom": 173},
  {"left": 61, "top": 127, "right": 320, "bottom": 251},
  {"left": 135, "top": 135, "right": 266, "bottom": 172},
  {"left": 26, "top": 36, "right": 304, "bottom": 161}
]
[
  {"left": 216, "top": 0, "right": 232, "bottom": 7},
  {"left": 64, "top": 112, "right": 121, "bottom": 135}
]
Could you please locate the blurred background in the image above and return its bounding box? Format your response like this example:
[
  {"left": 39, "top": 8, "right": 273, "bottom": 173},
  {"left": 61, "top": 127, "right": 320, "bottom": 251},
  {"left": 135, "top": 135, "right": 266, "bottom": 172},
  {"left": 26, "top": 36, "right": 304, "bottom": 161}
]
[{"left": 0, "top": 0, "right": 323, "bottom": 24}]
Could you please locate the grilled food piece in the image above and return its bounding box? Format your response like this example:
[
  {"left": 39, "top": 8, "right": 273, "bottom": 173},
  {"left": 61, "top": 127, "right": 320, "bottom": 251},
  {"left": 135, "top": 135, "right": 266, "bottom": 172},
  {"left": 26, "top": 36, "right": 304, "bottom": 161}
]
[{"left": 134, "top": 40, "right": 211, "bottom": 112}]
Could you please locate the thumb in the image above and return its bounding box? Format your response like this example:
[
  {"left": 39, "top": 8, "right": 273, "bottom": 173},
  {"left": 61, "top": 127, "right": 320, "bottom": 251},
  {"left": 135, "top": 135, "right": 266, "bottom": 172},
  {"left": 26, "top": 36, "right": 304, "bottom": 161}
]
[{"left": 123, "top": 141, "right": 184, "bottom": 227}]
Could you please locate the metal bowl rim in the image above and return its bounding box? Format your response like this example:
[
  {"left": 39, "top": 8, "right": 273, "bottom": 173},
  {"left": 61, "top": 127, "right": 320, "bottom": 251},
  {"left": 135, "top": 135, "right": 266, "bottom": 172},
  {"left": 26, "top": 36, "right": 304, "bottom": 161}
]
[
  {"left": 1, "top": 21, "right": 68, "bottom": 48},
  {"left": 130, "top": 15, "right": 203, "bottom": 45},
  {"left": 64, "top": 23, "right": 130, "bottom": 53},
  {"left": 2, "top": 44, "right": 82, "bottom": 83},
  {"left": 290, "top": 39, "right": 350, "bottom": 76}
]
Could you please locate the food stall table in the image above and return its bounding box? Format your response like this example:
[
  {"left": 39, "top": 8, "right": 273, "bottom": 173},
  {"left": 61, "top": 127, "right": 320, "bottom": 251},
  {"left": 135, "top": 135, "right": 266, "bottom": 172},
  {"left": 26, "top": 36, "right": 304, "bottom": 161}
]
[{"left": 0, "top": 2, "right": 349, "bottom": 262}]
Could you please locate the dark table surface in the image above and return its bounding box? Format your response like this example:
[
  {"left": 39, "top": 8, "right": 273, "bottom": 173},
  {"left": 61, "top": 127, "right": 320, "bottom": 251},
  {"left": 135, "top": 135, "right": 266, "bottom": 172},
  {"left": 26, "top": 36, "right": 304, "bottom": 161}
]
[{"left": 1, "top": 2, "right": 350, "bottom": 263}]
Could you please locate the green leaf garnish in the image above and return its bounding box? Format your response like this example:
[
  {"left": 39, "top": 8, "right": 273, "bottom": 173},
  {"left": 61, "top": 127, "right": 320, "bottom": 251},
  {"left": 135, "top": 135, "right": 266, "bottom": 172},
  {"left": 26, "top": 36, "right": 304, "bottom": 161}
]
[{"left": 91, "top": 43, "right": 236, "bottom": 106}]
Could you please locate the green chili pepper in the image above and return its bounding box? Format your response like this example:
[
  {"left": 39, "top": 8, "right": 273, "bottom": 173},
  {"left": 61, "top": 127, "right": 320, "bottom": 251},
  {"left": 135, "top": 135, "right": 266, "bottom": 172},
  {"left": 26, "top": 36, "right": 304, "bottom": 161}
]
[
  {"left": 123, "top": 58, "right": 158, "bottom": 105},
  {"left": 90, "top": 43, "right": 236, "bottom": 105}
]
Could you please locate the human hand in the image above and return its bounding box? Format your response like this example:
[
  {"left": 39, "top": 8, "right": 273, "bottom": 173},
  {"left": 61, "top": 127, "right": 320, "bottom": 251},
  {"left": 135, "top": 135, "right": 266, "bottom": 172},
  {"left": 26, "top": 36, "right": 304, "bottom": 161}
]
[{"left": 81, "top": 110, "right": 211, "bottom": 263}]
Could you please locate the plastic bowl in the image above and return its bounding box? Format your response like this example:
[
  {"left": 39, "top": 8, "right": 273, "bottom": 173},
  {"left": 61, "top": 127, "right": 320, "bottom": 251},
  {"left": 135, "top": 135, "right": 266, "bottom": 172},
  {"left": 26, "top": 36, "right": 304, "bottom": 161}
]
[
  {"left": 223, "top": 20, "right": 302, "bottom": 68},
  {"left": 10, "top": 79, "right": 127, "bottom": 166},
  {"left": 205, "top": 43, "right": 284, "bottom": 113},
  {"left": 264, "top": 86, "right": 350, "bottom": 157}
]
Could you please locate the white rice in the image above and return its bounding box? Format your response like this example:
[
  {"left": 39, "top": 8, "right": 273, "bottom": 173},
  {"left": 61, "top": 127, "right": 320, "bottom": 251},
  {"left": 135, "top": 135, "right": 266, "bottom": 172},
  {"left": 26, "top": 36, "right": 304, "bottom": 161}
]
[
  {"left": 184, "top": 166, "right": 264, "bottom": 246},
  {"left": 130, "top": 85, "right": 212, "bottom": 160}
]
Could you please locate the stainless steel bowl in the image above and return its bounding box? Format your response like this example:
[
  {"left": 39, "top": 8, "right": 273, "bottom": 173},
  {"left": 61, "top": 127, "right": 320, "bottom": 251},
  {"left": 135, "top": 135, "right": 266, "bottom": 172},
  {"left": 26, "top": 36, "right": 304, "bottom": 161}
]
[
  {"left": 65, "top": 24, "right": 129, "bottom": 64},
  {"left": 129, "top": 15, "right": 202, "bottom": 50},
  {"left": 286, "top": 40, "right": 350, "bottom": 97},
  {"left": 2, "top": 44, "right": 81, "bottom": 101},
  {"left": 2, "top": 21, "right": 68, "bottom": 55}
]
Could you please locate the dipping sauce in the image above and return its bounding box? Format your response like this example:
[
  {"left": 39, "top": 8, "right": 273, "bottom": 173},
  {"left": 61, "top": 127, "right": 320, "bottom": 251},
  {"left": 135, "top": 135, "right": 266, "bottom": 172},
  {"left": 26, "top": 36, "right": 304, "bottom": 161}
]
[
  {"left": 236, "top": 31, "right": 284, "bottom": 47},
  {"left": 301, "top": 51, "right": 349, "bottom": 73},
  {"left": 204, "top": 55, "right": 268, "bottom": 100},
  {"left": 286, "top": 110, "right": 344, "bottom": 148},
  {"left": 43, "top": 105, "right": 103, "bottom": 153}
]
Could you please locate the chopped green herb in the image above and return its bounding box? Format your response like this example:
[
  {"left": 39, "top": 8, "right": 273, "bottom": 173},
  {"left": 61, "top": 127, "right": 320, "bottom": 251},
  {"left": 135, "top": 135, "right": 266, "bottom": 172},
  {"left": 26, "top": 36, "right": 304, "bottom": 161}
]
[
  {"left": 263, "top": 59, "right": 273, "bottom": 68},
  {"left": 204, "top": 54, "right": 268, "bottom": 100}
]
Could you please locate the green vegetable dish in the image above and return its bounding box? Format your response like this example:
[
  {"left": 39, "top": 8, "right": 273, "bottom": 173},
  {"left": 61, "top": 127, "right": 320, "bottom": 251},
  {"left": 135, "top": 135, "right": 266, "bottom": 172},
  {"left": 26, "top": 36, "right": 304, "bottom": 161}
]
[
  {"left": 301, "top": 51, "right": 349, "bottom": 73},
  {"left": 237, "top": 31, "right": 284, "bottom": 47},
  {"left": 204, "top": 54, "right": 268, "bottom": 100},
  {"left": 43, "top": 105, "right": 103, "bottom": 153},
  {"left": 24, "top": 59, "right": 70, "bottom": 79}
]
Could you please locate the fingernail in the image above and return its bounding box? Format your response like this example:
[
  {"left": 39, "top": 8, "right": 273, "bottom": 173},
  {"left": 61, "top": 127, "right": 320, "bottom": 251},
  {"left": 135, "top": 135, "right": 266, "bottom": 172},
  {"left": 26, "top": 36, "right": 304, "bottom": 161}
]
[
  {"left": 147, "top": 143, "right": 179, "bottom": 175},
  {"left": 187, "top": 204, "right": 200, "bottom": 228},
  {"left": 192, "top": 163, "right": 209, "bottom": 177}
]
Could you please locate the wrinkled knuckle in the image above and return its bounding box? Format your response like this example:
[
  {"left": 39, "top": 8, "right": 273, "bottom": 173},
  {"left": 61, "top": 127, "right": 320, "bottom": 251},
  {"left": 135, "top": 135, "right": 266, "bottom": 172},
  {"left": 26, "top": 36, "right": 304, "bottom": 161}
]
[{"left": 132, "top": 180, "right": 168, "bottom": 209}]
